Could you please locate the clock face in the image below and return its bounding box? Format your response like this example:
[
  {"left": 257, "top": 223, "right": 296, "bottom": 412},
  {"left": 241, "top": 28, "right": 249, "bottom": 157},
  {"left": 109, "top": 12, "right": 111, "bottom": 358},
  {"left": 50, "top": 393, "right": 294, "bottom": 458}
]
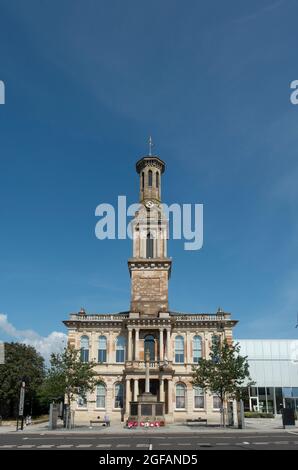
[{"left": 145, "top": 200, "right": 154, "bottom": 208}]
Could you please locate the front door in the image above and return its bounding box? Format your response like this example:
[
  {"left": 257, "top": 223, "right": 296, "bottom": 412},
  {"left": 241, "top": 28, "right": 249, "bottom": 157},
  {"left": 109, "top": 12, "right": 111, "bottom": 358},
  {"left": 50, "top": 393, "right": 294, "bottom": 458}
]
[{"left": 250, "top": 396, "right": 259, "bottom": 412}]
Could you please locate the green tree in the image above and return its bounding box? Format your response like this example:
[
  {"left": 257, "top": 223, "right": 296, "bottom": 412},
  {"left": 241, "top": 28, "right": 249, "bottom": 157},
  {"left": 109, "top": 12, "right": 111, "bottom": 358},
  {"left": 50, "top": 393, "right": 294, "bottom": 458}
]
[
  {"left": 0, "top": 342, "right": 45, "bottom": 418},
  {"left": 192, "top": 339, "right": 252, "bottom": 427},
  {"left": 39, "top": 347, "right": 101, "bottom": 427}
]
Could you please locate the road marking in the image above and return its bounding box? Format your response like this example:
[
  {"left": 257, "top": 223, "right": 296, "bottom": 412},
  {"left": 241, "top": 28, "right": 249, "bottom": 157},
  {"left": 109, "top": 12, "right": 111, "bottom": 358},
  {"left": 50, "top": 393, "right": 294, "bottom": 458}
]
[
  {"left": 37, "top": 445, "right": 55, "bottom": 448},
  {"left": 0, "top": 445, "right": 16, "bottom": 448},
  {"left": 116, "top": 444, "right": 131, "bottom": 448},
  {"left": 97, "top": 444, "right": 111, "bottom": 448},
  {"left": 17, "top": 445, "right": 35, "bottom": 448},
  {"left": 242, "top": 442, "right": 250, "bottom": 445},
  {"left": 274, "top": 441, "right": 289, "bottom": 445},
  {"left": 57, "top": 444, "right": 74, "bottom": 448},
  {"left": 253, "top": 442, "right": 269, "bottom": 445},
  {"left": 149, "top": 444, "right": 153, "bottom": 450},
  {"left": 178, "top": 443, "right": 191, "bottom": 446},
  {"left": 136, "top": 443, "right": 149, "bottom": 448},
  {"left": 158, "top": 443, "right": 172, "bottom": 446},
  {"left": 76, "top": 444, "right": 92, "bottom": 448}
]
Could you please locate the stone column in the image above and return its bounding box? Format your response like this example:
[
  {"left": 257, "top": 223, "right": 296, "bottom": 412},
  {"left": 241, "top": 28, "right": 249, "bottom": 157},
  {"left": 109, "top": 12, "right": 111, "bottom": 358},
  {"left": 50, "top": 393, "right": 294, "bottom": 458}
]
[
  {"left": 145, "top": 351, "right": 150, "bottom": 393},
  {"left": 125, "top": 378, "right": 130, "bottom": 414},
  {"left": 135, "top": 328, "right": 139, "bottom": 360},
  {"left": 167, "top": 379, "right": 173, "bottom": 413},
  {"left": 166, "top": 329, "right": 171, "bottom": 361},
  {"left": 159, "top": 329, "right": 164, "bottom": 362},
  {"left": 160, "top": 378, "right": 165, "bottom": 402},
  {"left": 133, "top": 379, "right": 139, "bottom": 401},
  {"left": 128, "top": 329, "right": 132, "bottom": 361},
  {"left": 186, "top": 332, "right": 191, "bottom": 364},
  {"left": 91, "top": 331, "right": 96, "bottom": 362}
]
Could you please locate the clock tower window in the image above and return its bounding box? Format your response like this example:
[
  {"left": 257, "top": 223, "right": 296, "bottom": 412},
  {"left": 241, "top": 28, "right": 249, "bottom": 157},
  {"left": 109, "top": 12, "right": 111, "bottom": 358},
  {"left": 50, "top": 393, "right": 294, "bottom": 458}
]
[{"left": 146, "top": 232, "right": 154, "bottom": 259}]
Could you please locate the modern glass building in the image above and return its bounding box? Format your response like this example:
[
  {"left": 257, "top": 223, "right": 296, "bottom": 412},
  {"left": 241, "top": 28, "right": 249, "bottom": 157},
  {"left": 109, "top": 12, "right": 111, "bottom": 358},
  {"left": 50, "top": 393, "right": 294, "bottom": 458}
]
[{"left": 237, "top": 339, "right": 298, "bottom": 414}]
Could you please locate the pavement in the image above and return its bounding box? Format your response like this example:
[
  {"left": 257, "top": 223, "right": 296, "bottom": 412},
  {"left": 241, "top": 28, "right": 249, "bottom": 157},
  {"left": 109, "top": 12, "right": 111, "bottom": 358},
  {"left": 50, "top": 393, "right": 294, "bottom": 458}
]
[{"left": 0, "top": 415, "right": 297, "bottom": 434}]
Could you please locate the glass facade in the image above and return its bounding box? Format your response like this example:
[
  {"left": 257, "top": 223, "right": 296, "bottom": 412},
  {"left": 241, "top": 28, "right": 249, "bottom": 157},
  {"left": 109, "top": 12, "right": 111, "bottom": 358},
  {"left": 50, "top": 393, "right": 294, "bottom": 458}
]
[{"left": 238, "top": 340, "right": 298, "bottom": 415}]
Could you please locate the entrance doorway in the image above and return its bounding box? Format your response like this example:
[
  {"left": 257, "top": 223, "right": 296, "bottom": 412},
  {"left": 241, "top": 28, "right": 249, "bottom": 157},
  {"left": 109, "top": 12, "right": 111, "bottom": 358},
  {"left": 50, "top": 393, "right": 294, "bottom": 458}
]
[
  {"left": 249, "top": 396, "right": 259, "bottom": 412},
  {"left": 139, "top": 379, "right": 159, "bottom": 396}
]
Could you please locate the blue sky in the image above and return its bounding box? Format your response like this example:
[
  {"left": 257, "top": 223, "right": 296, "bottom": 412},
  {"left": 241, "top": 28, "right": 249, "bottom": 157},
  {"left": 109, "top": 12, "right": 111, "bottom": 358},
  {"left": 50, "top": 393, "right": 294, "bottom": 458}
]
[{"left": 0, "top": 0, "right": 298, "bottom": 354}]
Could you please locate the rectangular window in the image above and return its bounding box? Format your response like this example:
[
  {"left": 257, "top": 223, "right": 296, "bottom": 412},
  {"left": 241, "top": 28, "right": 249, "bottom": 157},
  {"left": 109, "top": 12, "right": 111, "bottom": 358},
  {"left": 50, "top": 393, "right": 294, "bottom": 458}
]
[
  {"left": 98, "top": 349, "right": 106, "bottom": 363},
  {"left": 213, "top": 396, "right": 221, "bottom": 409},
  {"left": 194, "top": 395, "right": 204, "bottom": 409}
]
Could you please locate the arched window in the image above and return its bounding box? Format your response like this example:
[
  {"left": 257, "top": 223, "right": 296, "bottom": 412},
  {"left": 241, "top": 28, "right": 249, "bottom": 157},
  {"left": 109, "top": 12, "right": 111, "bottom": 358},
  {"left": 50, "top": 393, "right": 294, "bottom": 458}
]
[
  {"left": 194, "top": 386, "right": 204, "bottom": 409},
  {"left": 114, "top": 382, "right": 124, "bottom": 408},
  {"left": 80, "top": 335, "right": 89, "bottom": 362},
  {"left": 141, "top": 172, "right": 144, "bottom": 190},
  {"left": 176, "top": 383, "right": 186, "bottom": 409},
  {"left": 144, "top": 335, "right": 155, "bottom": 362},
  {"left": 146, "top": 232, "right": 154, "bottom": 258},
  {"left": 193, "top": 335, "right": 202, "bottom": 363},
  {"left": 96, "top": 383, "right": 106, "bottom": 408},
  {"left": 98, "top": 335, "right": 107, "bottom": 363},
  {"left": 156, "top": 171, "right": 159, "bottom": 188},
  {"left": 116, "top": 336, "right": 126, "bottom": 363},
  {"left": 175, "top": 335, "right": 184, "bottom": 363},
  {"left": 148, "top": 169, "right": 152, "bottom": 187}
]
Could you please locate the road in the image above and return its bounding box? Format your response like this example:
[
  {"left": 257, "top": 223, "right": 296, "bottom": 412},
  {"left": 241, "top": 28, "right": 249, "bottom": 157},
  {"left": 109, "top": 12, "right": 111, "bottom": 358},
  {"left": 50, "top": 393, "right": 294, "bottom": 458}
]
[{"left": 1, "top": 432, "right": 298, "bottom": 450}]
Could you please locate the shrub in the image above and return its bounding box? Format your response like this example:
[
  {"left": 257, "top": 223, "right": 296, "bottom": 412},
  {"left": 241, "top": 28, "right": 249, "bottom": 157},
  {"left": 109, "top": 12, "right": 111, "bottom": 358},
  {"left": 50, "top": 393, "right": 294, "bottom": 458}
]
[{"left": 244, "top": 411, "right": 274, "bottom": 418}]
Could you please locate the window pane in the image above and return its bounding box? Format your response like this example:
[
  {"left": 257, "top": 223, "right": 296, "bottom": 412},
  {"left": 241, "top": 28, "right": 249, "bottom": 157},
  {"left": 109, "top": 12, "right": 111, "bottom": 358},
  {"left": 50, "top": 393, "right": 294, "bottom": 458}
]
[
  {"left": 193, "top": 335, "right": 202, "bottom": 362},
  {"left": 175, "top": 336, "right": 184, "bottom": 363},
  {"left": 213, "top": 396, "right": 221, "bottom": 409},
  {"left": 176, "top": 384, "right": 186, "bottom": 409},
  {"left": 80, "top": 349, "right": 89, "bottom": 362},
  {"left": 98, "top": 349, "right": 106, "bottom": 363},
  {"left": 116, "top": 336, "right": 126, "bottom": 362},
  {"left": 115, "top": 383, "right": 123, "bottom": 408},
  {"left": 116, "top": 350, "right": 124, "bottom": 363},
  {"left": 96, "top": 384, "right": 106, "bottom": 408},
  {"left": 194, "top": 386, "right": 204, "bottom": 408},
  {"left": 98, "top": 336, "right": 107, "bottom": 349},
  {"left": 80, "top": 336, "right": 89, "bottom": 349},
  {"left": 77, "top": 389, "right": 87, "bottom": 408}
]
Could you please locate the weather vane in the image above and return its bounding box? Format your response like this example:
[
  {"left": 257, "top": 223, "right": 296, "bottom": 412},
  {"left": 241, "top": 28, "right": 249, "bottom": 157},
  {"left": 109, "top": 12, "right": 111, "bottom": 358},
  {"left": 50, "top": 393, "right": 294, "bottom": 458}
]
[{"left": 148, "top": 136, "right": 154, "bottom": 156}]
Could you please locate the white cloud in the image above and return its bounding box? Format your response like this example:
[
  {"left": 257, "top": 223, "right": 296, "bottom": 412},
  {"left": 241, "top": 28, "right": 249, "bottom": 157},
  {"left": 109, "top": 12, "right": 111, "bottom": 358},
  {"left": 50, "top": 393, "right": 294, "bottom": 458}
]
[{"left": 0, "top": 313, "right": 67, "bottom": 362}]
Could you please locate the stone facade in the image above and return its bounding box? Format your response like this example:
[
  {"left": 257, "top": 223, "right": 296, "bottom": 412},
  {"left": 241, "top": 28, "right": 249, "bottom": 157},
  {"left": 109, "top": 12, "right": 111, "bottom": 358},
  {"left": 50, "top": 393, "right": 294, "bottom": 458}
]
[{"left": 63, "top": 152, "right": 238, "bottom": 424}]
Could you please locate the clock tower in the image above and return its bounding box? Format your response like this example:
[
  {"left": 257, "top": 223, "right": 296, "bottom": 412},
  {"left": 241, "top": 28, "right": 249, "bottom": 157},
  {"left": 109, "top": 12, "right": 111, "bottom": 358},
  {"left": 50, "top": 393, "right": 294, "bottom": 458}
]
[{"left": 128, "top": 150, "right": 172, "bottom": 317}]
